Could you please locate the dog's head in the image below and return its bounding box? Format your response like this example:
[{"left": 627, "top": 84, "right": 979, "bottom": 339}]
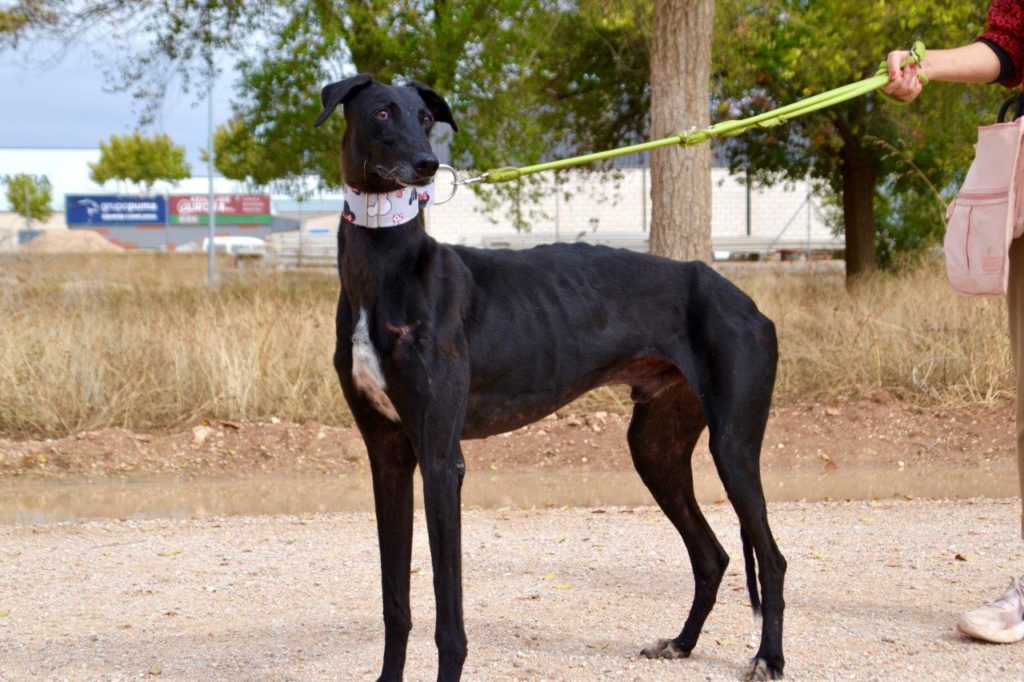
[{"left": 315, "top": 74, "right": 457, "bottom": 193}]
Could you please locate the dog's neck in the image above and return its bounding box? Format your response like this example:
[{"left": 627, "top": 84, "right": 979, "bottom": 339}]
[
  {"left": 337, "top": 181, "right": 438, "bottom": 309},
  {"left": 341, "top": 182, "right": 436, "bottom": 229}
]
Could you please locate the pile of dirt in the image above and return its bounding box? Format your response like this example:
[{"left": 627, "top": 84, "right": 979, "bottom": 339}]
[{"left": 21, "top": 230, "right": 123, "bottom": 254}]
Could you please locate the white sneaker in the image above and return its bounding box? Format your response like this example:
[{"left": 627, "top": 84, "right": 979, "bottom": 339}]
[{"left": 957, "top": 576, "right": 1024, "bottom": 643}]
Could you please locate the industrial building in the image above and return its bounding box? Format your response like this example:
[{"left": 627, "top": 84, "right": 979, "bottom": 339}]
[{"left": 0, "top": 146, "right": 840, "bottom": 257}]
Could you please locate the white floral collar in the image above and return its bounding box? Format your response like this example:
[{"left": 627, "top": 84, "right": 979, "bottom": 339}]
[{"left": 342, "top": 182, "right": 435, "bottom": 229}]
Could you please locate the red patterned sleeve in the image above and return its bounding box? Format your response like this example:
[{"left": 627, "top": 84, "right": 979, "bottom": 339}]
[{"left": 978, "top": 0, "right": 1024, "bottom": 87}]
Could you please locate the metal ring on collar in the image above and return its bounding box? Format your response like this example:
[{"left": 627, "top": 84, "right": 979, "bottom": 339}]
[{"left": 434, "top": 164, "right": 459, "bottom": 205}]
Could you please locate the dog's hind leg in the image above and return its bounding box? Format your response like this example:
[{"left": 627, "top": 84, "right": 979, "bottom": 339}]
[
  {"left": 628, "top": 381, "right": 729, "bottom": 661},
  {"left": 707, "top": 425, "right": 786, "bottom": 680},
  {"left": 704, "top": 327, "right": 786, "bottom": 680}
]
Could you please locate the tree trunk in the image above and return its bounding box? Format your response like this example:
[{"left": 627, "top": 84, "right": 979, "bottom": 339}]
[
  {"left": 840, "top": 141, "right": 878, "bottom": 282},
  {"left": 649, "top": 0, "right": 714, "bottom": 262}
]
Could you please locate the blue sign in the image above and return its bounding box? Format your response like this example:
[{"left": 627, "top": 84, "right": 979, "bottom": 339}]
[{"left": 65, "top": 195, "right": 167, "bottom": 226}]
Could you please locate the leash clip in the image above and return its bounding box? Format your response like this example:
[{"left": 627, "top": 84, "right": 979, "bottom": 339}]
[{"left": 433, "top": 164, "right": 486, "bottom": 205}]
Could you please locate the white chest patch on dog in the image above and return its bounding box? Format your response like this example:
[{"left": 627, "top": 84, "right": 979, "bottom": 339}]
[{"left": 351, "top": 308, "right": 400, "bottom": 422}]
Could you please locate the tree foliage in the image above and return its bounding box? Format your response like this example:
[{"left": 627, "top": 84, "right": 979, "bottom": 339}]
[
  {"left": 0, "top": 1, "right": 264, "bottom": 119},
  {"left": 0, "top": 1, "right": 651, "bottom": 190},
  {"left": 207, "top": 118, "right": 281, "bottom": 189},
  {"left": 89, "top": 132, "right": 191, "bottom": 191},
  {"left": 713, "top": 0, "right": 999, "bottom": 275},
  {"left": 0, "top": 1, "right": 57, "bottom": 47},
  {"left": 3, "top": 173, "right": 53, "bottom": 222},
  {"left": 0, "top": 1, "right": 653, "bottom": 238},
  {"left": 205, "top": 1, "right": 652, "bottom": 195},
  {"left": 4, "top": 0, "right": 1001, "bottom": 270}
]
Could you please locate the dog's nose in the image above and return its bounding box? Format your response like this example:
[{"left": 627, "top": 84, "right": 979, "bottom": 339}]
[{"left": 412, "top": 153, "right": 439, "bottom": 176}]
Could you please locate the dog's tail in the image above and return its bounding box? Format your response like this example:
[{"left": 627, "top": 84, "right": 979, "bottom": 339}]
[{"left": 741, "top": 527, "right": 762, "bottom": 616}]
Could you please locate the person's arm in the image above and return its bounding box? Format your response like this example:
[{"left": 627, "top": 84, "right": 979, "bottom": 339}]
[
  {"left": 882, "top": 44, "right": 1002, "bottom": 102},
  {"left": 899, "top": 44, "right": 1003, "bottom": 84},
  {"left": 883, "top": 0, "right": 1024, "bottom": 102},
  {"left": 976, "top": 0, "right": 1024, "bottom": 87}
]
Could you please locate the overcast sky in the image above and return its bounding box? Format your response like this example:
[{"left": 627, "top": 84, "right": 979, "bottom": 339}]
[{"left": 0, "top": 39, "right": 235, "bottom": 169}]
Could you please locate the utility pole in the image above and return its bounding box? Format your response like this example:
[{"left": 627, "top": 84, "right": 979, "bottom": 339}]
[
  {"left": 297, "top": 195, "right": 304, "bottom": 268},
  {"left": 554, "top": 171, "right": 560, "bottom": 242},
  {"left": 806, "top": 188, "right": 812, "bottom": 258},
  {"left": 24, "top": 183, "right": 32, "bottom": 233},
  {"left": 641, "top": 157, "right": 648, "bottom": 233},
  {"left": 745, "top": 168, "right": 752, "bottom": 237},
  {"left": 206, "top": 57, "right": 217, "bottom": 287}
]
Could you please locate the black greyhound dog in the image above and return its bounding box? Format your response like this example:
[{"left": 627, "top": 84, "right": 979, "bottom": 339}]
[{"left": 317, "top": 74, "right": 786, "bottom": 681}]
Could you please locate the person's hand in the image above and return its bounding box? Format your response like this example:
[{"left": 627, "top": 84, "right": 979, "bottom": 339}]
[{"left": 882, "top": 49, "right": 925, "bottom": 102}]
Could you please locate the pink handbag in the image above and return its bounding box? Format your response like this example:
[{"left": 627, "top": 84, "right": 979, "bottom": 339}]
[{"left": 945, "top": 98, "right": 1024, "bottom": 296}]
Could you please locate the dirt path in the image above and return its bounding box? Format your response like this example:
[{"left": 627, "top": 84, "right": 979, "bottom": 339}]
[
  {"left": 0, "top": 399, "right": 1018, "bottom": 523},
  {"left": 2, "top": 500, "right": 1023, "bottom": 680},
  {"left": 0, "top": 398, "right": 1015, "bottom": 482}
]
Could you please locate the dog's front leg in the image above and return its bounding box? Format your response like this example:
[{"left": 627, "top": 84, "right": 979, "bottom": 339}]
[
  {"left": 366, "top": 432, "right": 417, "bottom": 682},
  {"left": 420, "top": 436, "right": 468, "bottom": 682},
  {"left": 394, "top": 355, "right": 470, "bottom": 682}
]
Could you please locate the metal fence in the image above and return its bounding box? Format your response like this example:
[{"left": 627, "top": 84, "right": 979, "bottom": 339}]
[
  {"left": 266, "top": 223, "right": 842, "bottom": 269},
  {"left": 266, "top": 233, "right": 336, "bottom": 268}
]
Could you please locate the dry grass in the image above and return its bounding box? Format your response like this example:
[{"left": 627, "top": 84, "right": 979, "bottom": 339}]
[
  {"left": 0, "top": 253, "right": 1012, "bottom": 437},
  {"left": 0, "top": 253, "right": 345, "bottom": 437},
  {"left": 731, "top": 261, "right": 1012, "bottom": 406}
]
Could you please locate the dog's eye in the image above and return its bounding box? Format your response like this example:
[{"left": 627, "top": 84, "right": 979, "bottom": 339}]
[
  {"left": 374, "top": 110, "right": 390, "bottom": 121},
  {"left": 422, "top": 114, "right": 434, "bottom": 126}
]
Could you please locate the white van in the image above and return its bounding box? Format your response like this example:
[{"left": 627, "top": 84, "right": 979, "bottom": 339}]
[{"left": 201, "top": 236, "right": 267, "bottom": 256}]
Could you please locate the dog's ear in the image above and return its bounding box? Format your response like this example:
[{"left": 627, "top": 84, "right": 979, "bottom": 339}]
[
  {"left": 314, "top": 73, "right": 374, "bottom": 127},
  {"left": 407, "top": 80, "right": 458, "bottom": 132}
]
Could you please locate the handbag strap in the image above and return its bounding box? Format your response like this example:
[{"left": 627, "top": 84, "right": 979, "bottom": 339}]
[{"left": 998, "top": 93, "right": 1024, "bottom": 123}]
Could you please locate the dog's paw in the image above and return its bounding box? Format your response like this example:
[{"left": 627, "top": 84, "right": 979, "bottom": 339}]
[
  {"left": 747, "top": 656, "right": 784, "bottom": 680},
  {"left": 639, "top": 638, "right": 690, "bottom": 660}
]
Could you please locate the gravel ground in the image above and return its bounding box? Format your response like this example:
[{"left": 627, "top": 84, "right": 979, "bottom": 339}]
[{"left": 2, "top": 499, "right": 1024, "bottom": 681}]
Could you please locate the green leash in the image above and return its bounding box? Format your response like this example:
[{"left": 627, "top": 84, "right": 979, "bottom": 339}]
[{"left": 461, "top": 41, "right": 925, "bottom": 186}]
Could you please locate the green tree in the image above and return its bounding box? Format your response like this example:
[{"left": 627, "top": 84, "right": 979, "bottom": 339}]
[
  {"left": 3, "top": 173, "right": 53, "bottom": 223},
  {"left": 714, "top": 0, "right": 997, "bottom": 279},
  {"left": 5, "top": 1, "right": 709, "bottom": 256},
  {"left": 207, "top": 119, "right": 279, "bottom": 189},
  {"left": 205, "top": 1, "right": 655, "bottom": 222},
  {"left": 89, "top": 132, "right": 191, "bottom": 192},
  {"left": 1, "top": 1, "right": 652, "bottom": 188},
  {"left": 0, "top": 2, "right": 56, "bottom": 46},
  {"left": 0, "top": 2, "right": 259, "bottom": 118}
]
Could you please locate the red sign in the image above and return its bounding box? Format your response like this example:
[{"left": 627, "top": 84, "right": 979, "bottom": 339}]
[
  {"left": 168, "top": 194, "right": 270, "bottom": 224},
  {"left": 165, "top": 192, "right": 268, "bottom": 224}
]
